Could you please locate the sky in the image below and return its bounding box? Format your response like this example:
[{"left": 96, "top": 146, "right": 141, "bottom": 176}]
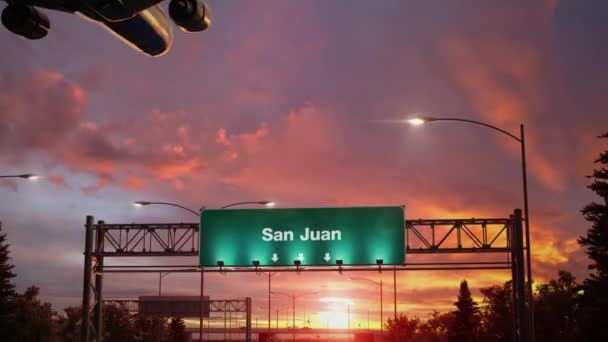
[{"left": 1, "top": 0, "right": 608, "bottom": 328}]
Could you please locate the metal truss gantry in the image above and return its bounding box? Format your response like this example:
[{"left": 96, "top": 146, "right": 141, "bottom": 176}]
[{"left": 81, "top": 209, "right": 528, "bottom": 341}]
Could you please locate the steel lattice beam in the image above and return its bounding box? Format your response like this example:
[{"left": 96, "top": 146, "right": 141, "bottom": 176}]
[{"left": 93, "top": 218, "right": 510, "bottom": 257}]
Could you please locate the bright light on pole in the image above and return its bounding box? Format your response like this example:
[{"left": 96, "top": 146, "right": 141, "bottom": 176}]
[{"left": 406, "top": 118, "right": 426, "bottom": 126}]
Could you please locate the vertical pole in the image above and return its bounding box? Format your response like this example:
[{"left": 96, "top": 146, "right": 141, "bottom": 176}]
[
  {"left": 159, "top": 273, "right": 162, "bottom": 296},
  {"left": 94, "top": 220, "right": 105, "bottom": 342},
  {"left": 246, "top": 297, "right": 252, "bottom": 342},
  {"left": 514, "top": 209, "right": 528, "bottom": 341},
  {"left": 520, "top": 124, "right": 535, "bottom": 341},
  {"left": 367, "top": 310, "right": 370, "bottom": 330},
  {"left": 224, "top": 304, "right": 227, "bottom": 341},
  {"left": 268, "top": 273, "right": 271, "bottom": 330},
  {"left": 292, "top": 296, "right": 295, "bottom": 341},
  {"left": 200, "top": 269, "right": 204, "bottom": 342},
  {"left": 347, "top": 304, "right": 350, "bottom": 329},
  {"left": 81, "top": 215, "right": 94, "bottom": 342},
  {"left": 510, "top": 215, "right": 519, "bottom": 342},
  {"left": 380, "top": 280, "right": 383, "bottom": 332},
  {"left": 393, "top": 266, "right": 397, "bottom": 322},
  {"left": 276, "top": 308, "right": 279, "bottom": 329}
]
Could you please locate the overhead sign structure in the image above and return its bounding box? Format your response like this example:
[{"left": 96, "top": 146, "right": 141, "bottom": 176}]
[{"left": 199, "top": 206, "right": 405, "bottom": 267}]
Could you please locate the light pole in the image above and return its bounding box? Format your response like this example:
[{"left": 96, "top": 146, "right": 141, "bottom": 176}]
[
  {"left": 276, "top": 306, "right": 289, "bottom": 329},
  {"left": 408, "top": 116, "right": 534, "bottom": 339},
  {"left": 259, "top": 272, "right": 280, "bottom": 330},
  {"left": 158, "top": 272, "right": 169, "bottom": 296},
  {"left": 271, "top": 291, "right": 320, "bottom": 341},
  {"left": 134, "top": 199, "right": 276, "bottom": 342},
  {"left": 349, "top": 277, "right": 383, "bottom": 331}
]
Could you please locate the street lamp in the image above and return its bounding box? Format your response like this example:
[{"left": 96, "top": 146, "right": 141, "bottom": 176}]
[
  {"left": 134, "top": 199, "right": 275, "bottom": 341},
  {"left": 349, "top": 277, "right": 383, "bottom": 331},
  {"left": 158, "top": 272, "right": 170, "bottom": 296},
  {"left": 221, "top": 201, "right": 275, "bottom": 209},
  {"left": 133, "top": 201, "right": 200, "bottom": 216},
  {"left": 271, "top": 291, "right": 320, "bottom": 341},
  {"left": 0, "top": 173, "right": 40, "bottom": 180},
  {"left": 407, "top": 115, "right": 534, "bottom": 338},
  {"left": 258, "top": 272, "right": 280, "bottom": 330}
]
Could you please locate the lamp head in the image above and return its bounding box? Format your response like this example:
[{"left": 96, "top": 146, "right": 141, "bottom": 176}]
[
  {"left": 407, "top": 116, "right": 437, "bottom": 126},
  {"left": 336, "top": 259, "right": 343, "bottom": 266},
  {"left": 376, "top": 259, "right": 384, "bottom": 265},
  {"left": 217, "top": 260, "right": 225, "bottom": 267},
  {"left": 133, "top": 201, "right": 151, "bottom": 207},
  {"left": 252, "top": 260, "right": 260, "bottom": 267},
  {"left": 294, "top": 260, "right": 302, "bottom": 266},
  {"left": 20, "top": 174, "right": 39, "bottom": 180}
]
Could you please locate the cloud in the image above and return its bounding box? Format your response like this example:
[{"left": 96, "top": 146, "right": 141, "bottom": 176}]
[{"left": 47, "top": 175, "right": 67, "bottom": 188}]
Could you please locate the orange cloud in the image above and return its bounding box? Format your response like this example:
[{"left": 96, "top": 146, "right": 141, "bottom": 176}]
[{"left": 121, "top": 175, "right": 144, "bottom": 190}]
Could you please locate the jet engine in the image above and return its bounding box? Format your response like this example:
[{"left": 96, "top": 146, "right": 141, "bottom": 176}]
[
  {"left": 1, "top": 4, "right": 50, "bottom": 39},
  {"left": 168, "top": 0, "right": 211, "bottom": 32}
]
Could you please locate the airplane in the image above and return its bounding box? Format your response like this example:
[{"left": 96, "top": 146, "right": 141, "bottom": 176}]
[{"left": 0, "top": 0, "right": 211, "bottom": 57}]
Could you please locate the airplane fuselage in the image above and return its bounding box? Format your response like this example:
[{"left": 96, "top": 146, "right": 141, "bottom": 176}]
[{"left": 1, "top": 0, "right": 210, "bottom": 57}]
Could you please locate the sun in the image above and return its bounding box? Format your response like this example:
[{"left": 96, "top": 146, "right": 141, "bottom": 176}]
[
  {"left": 317, "top": 297, "right": 353, "bottom": 329},
  {"left": 318, "top": 311, "right": 349, "bottom": 329}
]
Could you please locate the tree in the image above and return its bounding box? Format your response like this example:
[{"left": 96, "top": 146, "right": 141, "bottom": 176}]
[
  {"left": 103, "top": 302, "right": 137, "bottom": 342},
  {"left": 165, "top": 317, "right": 187, "bottom": 342},
  {"left": 416, "top": 311, "right": 451, "bottom": 342},
  {"left": 448, "top": 280, "right": 480, "bottom": 342},
  {"left": 386, "top": 313, "right": 420, "bottom": 342},
  {"left": 534, "top": 270, "right": 580, "bottom": 342},
  {"left": 134, "top": 315, "right": 167, "bottom": 342},
  {"left": 578, "top": 132, "right": 608, "bottom": 341},
  {"left": 11, "top": 286, "right": 57, "bottom": 341},
  {"left": 56, "top": 306, "right": 82, "bottom": 342},
  {"left": 0, "top": 222, "right": 17, "bottom": 340},
  {"left": 479, "top": 281, "right": 512, "bottom": 341}
]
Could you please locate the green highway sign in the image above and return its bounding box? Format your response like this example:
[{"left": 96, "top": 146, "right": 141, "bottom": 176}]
[{"left": 199, "top": 206, "right": 405, "bottom": 267}]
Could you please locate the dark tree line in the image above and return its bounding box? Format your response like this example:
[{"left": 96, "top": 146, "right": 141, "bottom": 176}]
[{"left": 0, "top": 222, "right": 187, "bottom": 341}]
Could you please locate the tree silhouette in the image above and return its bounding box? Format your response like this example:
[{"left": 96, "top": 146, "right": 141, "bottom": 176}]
[
  {"left": 134, "top": 315, "right": 167, "bottom": 342},
  {"left": 479, "top": 281, "right": 512, "bottom": 341},
  {"left": 0, "top": 222, "right": 17, "bottom": 340},
  {"left": 448, "top": 280, "right": 480, "bottom": 342},
  {"left": 578, "top": 132, "right": 608, "bottom": 341},
  {"left": 534, "top": 270, "right": 580, "bottom": 342},
  {"left": 417, "top": 310, "right": 451, "bottom": 342},
  {"left": 12, "top": 286, "right": 57, "bottom": 341},
  {"left": 386, "top": 313, "right": 420, "bottom": 342},
  {"left": 103, "top": 303, "right": 137, "bottom": 342},
  {"left": 165, "top": 317, "right": 187, "bottom": 342},
  {"left": 56, "top": 306, "right": 82, "bottom": 342}
]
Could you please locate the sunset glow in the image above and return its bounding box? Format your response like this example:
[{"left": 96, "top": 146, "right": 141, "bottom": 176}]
[{"left": 0, "top": 1, "right": 606, "bottom": 339}]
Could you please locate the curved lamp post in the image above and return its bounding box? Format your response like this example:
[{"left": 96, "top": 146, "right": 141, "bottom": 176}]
[
  {"left": 271, "top": 291, "right": 320, "bottom": 341},
  {"left": 407, "top": 116, "right": 534, "bottom": 338},
  {"left": 349, "top": 277, "right": 383, "bottom": 331},
  {"left": 134, "top": 199, "right": 275, "bottom": 341},
  {"left": 134, "top": 200, "right": 275, "bottom": 215},
  {"left": 221, "top": 201, "right": 275, "bottom": 209},
  {"left": 0, "top": 173, "right": 40, "bottom": 180},
  {"left": 133, "top": 201, "right": 200, "bottom": 216}
]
